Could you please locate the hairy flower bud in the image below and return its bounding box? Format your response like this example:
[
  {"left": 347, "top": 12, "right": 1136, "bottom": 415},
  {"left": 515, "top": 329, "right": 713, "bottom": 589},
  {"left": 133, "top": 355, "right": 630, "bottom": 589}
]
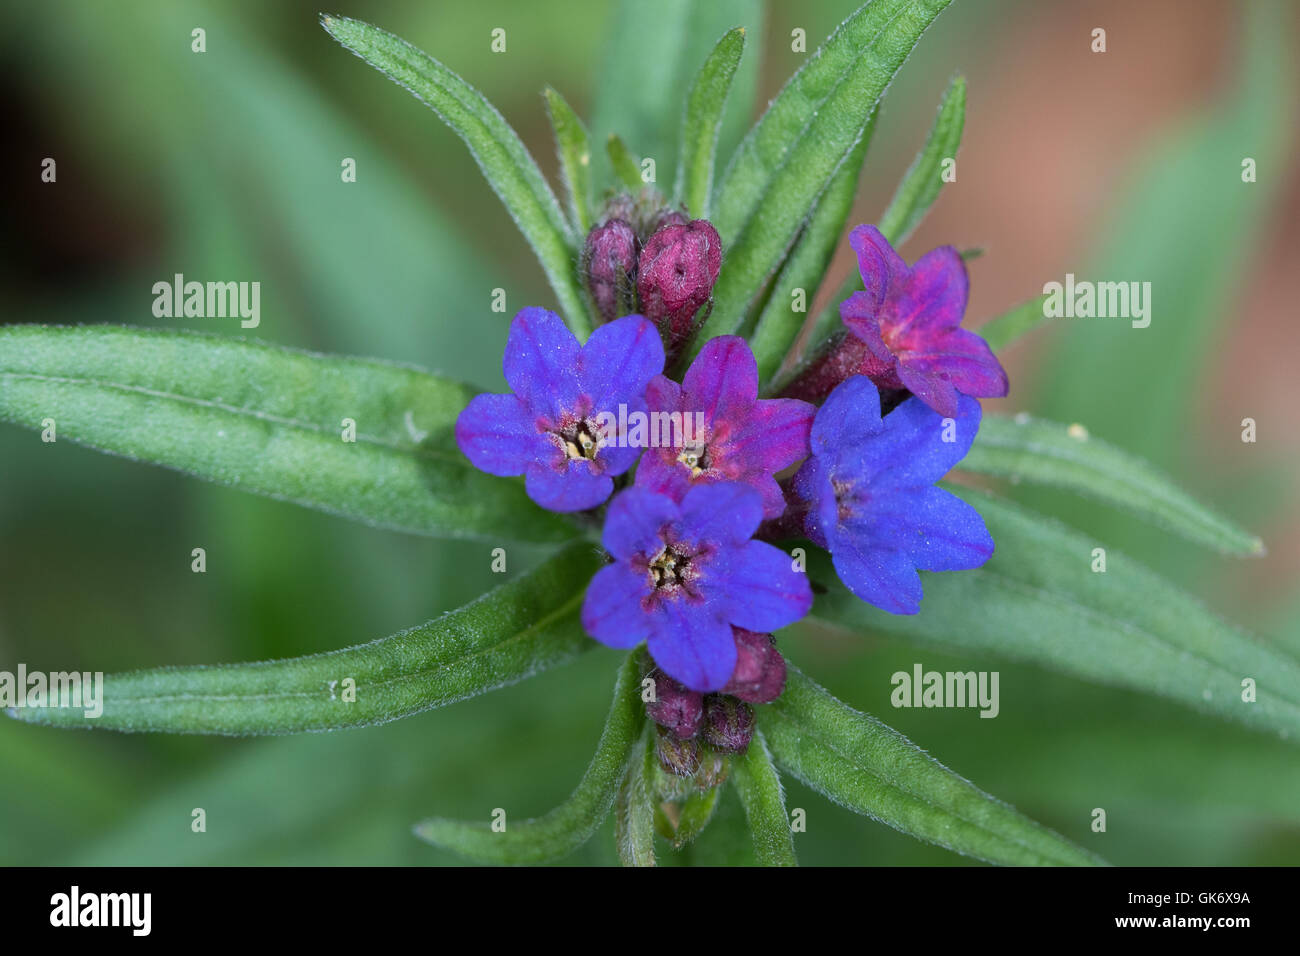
[
  {"left": 722, "top": 629, "right": 787, "bottom": 705},
  {"left": 582, "top": 218, "right": 640, "bottom": 324},
  {"left": 656, "top": 724, "right": 703, "bottom": 777},
  {"left": 694, "top": 749, "right": 730, "bottom": 791},
  {"left": 637, "top": 218, "right": 722, "bottom": 354},
  {"left": 701, "top": 695, "right": 755, "bottom": 753},
  {"left": 645, "top": 667, "right": 705, "bottom": 738}
]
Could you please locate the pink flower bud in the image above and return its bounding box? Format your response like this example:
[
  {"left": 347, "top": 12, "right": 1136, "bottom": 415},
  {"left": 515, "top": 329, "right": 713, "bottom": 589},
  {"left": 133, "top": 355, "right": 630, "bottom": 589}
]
[
  {"left": 722, "top": 629, "right": 788, "bottom": 705},
  {"left": 637, "top": 218, "right": 722, "bottom": 353},
  {"left": 656, "top": 725, "right": 703, "bottom": 777},
  {"left": 645, "top": 667, "right": 705, "bottom": 739},
  {"left": 701, "top": 695, "right": 755, "bottom": 753},
  {"left": 582, "top": 218, "right": 639, "bottom": 324}
]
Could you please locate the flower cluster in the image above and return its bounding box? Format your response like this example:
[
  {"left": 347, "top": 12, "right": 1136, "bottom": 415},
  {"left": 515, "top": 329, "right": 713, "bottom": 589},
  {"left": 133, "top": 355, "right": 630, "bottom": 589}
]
[{"left": 457, "top": 212, "right": 1007, "bottom": 774}]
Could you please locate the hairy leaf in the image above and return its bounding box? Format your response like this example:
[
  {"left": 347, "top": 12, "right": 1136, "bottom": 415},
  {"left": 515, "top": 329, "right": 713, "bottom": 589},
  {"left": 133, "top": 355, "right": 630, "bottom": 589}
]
[
  {"left": 730, "top": 731, "right": 799, "bottom": 866},
  {"left": 606, "top": 133, "right": 645, "bottom": 190},
  {"left": 963, "top": 414, "right": 1265, "bottom": 555},
  {"left": 615, "top": 723, "right": 657, "bottom": 866},
  {"left": 0, "top": 325, "right": 574, "bottom": 543},
  {"left": 877, "top": 75, "right": 966, "bottom": 245},
  {"left": 321, "top": 15, "right": 591, "bottom": 337},
  {"left": 762, "top": 666, "right": 1103, "bottom": 866},
  {"left": 977, "top": 295, "right": 1050, "bottom": 352},
  {"left": 543, "top": 86, "right": 595, "bottom": 235},
  {"left": 812, "top": 490, "right": 1300, "bottom": 741},
  {"left": 413, "top": 651, "right": 644, "bottom": 864},
  {"left": 5, "top": 542, "right": 603, "bottom": 734},
  {"left": 675, "top": 27, "right": 747, "bottom": 218}
]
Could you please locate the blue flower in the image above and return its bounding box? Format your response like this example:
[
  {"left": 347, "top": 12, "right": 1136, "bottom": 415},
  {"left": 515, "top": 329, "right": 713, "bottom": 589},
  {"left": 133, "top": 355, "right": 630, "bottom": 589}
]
[
  {"left": 581, "top": 482, "right": 812, "bottom": 692},
  {"left": 455, "top": 307, "right": 664, "bottom": 512},
  {"left": 791, "top": 375, "right": 993, "bottom": 614}
]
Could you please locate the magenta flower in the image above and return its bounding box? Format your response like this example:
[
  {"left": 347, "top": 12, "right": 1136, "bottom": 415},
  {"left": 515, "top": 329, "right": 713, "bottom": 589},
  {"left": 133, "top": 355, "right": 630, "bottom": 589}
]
[
  {"left": 636, "top": 336, "right": 814, "bottom": 520},
  {"left": 791, "top": 375, "right": 993, "bottom": 614},
  {"left": 581, "top": 482, "right": 812, "bottom": 692},
  {"left": 455, "top": 307, "right": 663, "bottom": 512},
  {"left": 786, "top": 225, "right": 1007, "bottom": 416}
]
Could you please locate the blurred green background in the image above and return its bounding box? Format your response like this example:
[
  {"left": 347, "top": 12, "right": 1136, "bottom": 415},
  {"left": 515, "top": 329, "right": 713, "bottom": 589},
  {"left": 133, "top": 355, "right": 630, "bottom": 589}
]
[{"left": 2, "top": 0, "right": 1297, "bottom": 865}]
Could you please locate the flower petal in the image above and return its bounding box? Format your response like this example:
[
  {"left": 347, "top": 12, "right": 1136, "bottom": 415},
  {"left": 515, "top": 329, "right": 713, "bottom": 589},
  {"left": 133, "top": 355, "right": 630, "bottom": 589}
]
[
  {"left": 454, "top": 392, "right": 551, "bottom": 477},
  {"left": 828, "top": 532, "right": 924, "bottom": 615},
  {"left": 525, "top": 458, "right": 613, "bottom": 512},
  {"left": 681, "top": 335, "right": 758, "bottom": 423},
  {"left": 867, "top": 485, "right": 994, "bottom": 572},
  {"left": 581, "top": 563, "right": 652, "bottom": 649},
  {"left": 886, "top": 245, "right": 967, "bottom": 341},
  {"left": 722, "top": 540, "right": 813, "bottom": 632},
  {"left": 647, "top": 603, "right": 737, "bottom": 692},
  {"left": 848, "top": 224, "right": 905, "bottom": 306},
  {"left": 856, "top": 393, "right": 983, "bottom": 489},
  {"left": 899, "top": 327, "right": 1009, "bottom": 403},
  {"left": 674, "top": 482, "right": 763, "bottom": 549},
  {"left": 502, "top": 307, "right": 582, "bottom": 418},
  {"left": 579, "top": 313, "right": 665, "bottom": 409},
  {"left": 601, "top": 486, "right": 679, "bottom": 560},
  {"left": 809, "top": 375, "right": 884, "bottom": 457},
  {"left": 791, "top": 455, "right": 837, "bottom": 550},
  {"left": 723, "top": 397, "right": 815, "bottom": 476}
]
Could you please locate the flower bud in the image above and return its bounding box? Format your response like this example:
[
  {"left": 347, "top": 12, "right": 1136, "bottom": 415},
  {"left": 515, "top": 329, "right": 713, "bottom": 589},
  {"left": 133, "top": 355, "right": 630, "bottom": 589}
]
[
  {"left": 700, "top": 695, "right": 755, "bottom": 754},
  {"left": 694, "top": 749, "right": 730, "bottom": 791},
  {"left": 722, "top": 629, "right": 787, "bottom": 705},
  {"left": 582, "top": 218, "right": 639, "bottom": 324},
  {"left": 637, "top": 218, "right": 722, "bottom": 353},
  {"left": 645, "top": 667, "right": 705, "bottom": 739},
  {"left": 656, "top": 724, "right": 702, "bottom": 777}
]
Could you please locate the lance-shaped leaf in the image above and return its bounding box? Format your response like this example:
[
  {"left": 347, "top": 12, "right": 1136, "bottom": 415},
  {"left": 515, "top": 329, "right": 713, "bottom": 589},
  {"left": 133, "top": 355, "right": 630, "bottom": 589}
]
[
  {"left": 877, "top": 75, "right": 966, "bottom": 245},
  {"left": 962, "top": 414, "right": 1265, "bottom": 556},
  {"left": 592, "top": 0, "right": 762, "bottom": 195},
  {"left": 675, "top": 27, "right": 747, "bottom": 219},
  {"left": 615, "top": 724, "right": 657, "bottom": 866},
  {"left": 414, "top": 651, "right": 645, "bottom": 864},
  {"left": 761, "top": 666, "right": 1103, "bottom": 866},
  {"left": 699, "top": 0, "right": 952, "bottom": 348},
  {"left": 6, "top": 542, "right": 603, "bottom": 735},
  {"left": 730, "top": 731, "right": 799, "bottom": 866},
  {"left": 811, "top": 490, "right": 1300, "bottom": 741},
  {"left": 321, "top": 15, "right": 591, "bottom": 338},
  {"left": 978, "top": 294, "right": 1050, "bottom": 352},
  {"left": 544, "top": 86, "right": 594, "bottom": 235},
  {"left": 0, "top": 325, "right": 574, "bottom": 544},
  {"left": 749, "top": 127, "right": 871, "bottom": 386},
  {"left": 606, "top": 133, "right": 645, "bottom": 190},
  {"left": 671, "top": 786, "right": 720, "bottom": 849}
]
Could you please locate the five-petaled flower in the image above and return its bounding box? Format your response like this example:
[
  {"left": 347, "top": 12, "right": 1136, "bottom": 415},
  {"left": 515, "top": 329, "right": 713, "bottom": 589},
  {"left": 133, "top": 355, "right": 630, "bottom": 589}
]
[
  {"left": 455, "top": 307, "right": 664, "bottom": 512},
  {"left": 790, "top": 375, "right": 994, "bottom": 614},
  {"left": 581, "top": 483, "right": 812, "bottom": 692},
  {"left": 636, "top": 336, "right": 815, "bottom": 520}
]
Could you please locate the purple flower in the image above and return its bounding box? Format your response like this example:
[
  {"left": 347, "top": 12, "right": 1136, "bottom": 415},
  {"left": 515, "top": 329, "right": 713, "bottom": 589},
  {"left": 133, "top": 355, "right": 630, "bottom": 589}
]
[
  {"left": 581, "top": 482, "right": 813, "bottom": 692},
  {"left": 455, "top": 307, "right": 663, "bottom": 512},
  {"left": 791, "top": 375, "right": 994, "bottom": 614},
  {"left": 636, "top": 336, "right": 814, "bottom": 520},
  {"left": 787, "top": 225, "right": 1007, "bottom": 416}
]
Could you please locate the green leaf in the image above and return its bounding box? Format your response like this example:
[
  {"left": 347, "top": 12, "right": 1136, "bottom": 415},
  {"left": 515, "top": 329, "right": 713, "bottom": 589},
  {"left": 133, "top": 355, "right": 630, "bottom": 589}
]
[
  {"left": 5, "top": 542, "right": 603, "bottom": 735},
  {"left": 730, "top": 731, "right": 799, "bottom": 866},
  {"left": 672, "top": 786, "right": 720, "bottom": 849},
  {"left": 414, "top": 651, "right": 645, "bottom": 864},
  {"left": 320, "top": 14, "right": 591, "bottom": 338},
  {"left": 963, "top": 414, "right": 1265, "bottom": 556},
  {"left": 699, "top": 0, "right": 952, "bottom": 350},
  {"left": 0, "top": 325, "right": 574, "bottom": 544},
  {"left": 877, "top": 75, "right": 966, "bottom": 245},
  {"left": 606, "top": 133, "right": 645, "bottom": 190},
  {"left": 749, "top": 127, "right": 871, "bottom": 386},
  {"left": 591, "top": 0, "right": 762, "bottom": 195},
  {"left": 811, "top": 489, "right": 1300, "bottom": 741},
  {"left": 543, "top": 86, "right": 595, "bottom": 235},
  {"left": 674, "top": 27, "right": 747, "bottom": 219},
  {"left": 977, "top": 294, "right": 1050, "bottom": 352},
  {"left": 761, "top": 666, "right": 1103, "bottom": 866},
  {"left": 615, "top": 723, "right": 657, "bottom": 866}
]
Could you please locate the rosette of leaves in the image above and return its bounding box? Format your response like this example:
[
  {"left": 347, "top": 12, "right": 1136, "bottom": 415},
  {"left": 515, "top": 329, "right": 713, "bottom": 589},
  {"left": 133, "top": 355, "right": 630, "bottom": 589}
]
[{"left": 3, "top": 0, "right": 1292, "bottom": 867}]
